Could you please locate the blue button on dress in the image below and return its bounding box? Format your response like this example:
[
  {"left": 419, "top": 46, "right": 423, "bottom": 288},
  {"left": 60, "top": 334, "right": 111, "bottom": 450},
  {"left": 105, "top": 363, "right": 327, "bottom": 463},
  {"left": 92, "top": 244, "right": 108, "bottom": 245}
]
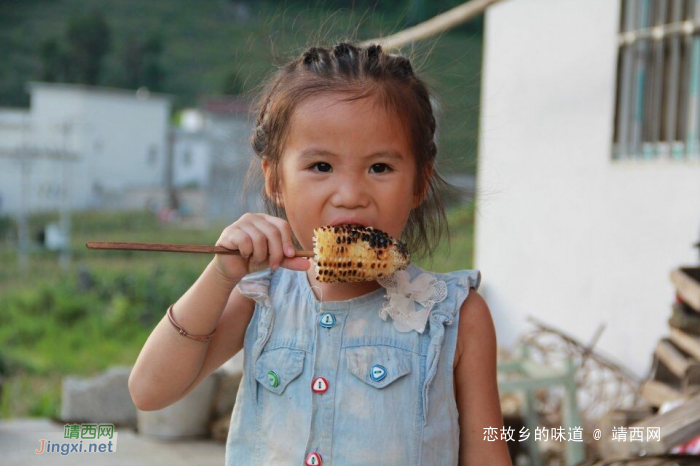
[{"left": 225, "top": 263, "right": 481, "bottom": 466}]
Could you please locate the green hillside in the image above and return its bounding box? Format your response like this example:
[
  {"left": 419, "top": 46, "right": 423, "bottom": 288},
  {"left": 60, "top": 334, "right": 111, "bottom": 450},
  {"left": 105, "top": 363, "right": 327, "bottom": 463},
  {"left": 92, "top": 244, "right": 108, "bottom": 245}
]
[{"left": 0, "top": 0, "right": 483, "bottom": 173}]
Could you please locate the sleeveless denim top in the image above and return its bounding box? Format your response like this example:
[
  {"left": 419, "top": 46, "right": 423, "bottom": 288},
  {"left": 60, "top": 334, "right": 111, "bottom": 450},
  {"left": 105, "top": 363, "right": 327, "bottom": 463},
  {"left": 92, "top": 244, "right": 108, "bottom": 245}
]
[{"left": 225, "top": 263, "right": 482, "bottom": 466}]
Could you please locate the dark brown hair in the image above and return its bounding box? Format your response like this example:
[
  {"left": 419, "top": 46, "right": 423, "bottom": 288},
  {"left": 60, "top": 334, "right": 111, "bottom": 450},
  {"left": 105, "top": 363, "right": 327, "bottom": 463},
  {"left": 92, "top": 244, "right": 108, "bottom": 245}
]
[{"left": 243, "top": 41, "right": 454, "bottom": 262}]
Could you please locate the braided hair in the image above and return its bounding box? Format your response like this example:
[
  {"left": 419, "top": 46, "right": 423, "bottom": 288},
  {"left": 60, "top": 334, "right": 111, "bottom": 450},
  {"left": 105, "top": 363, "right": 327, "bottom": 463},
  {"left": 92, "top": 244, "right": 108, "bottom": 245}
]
[{"left": 244, "top": 41, "right": 452, "bottom": 262}]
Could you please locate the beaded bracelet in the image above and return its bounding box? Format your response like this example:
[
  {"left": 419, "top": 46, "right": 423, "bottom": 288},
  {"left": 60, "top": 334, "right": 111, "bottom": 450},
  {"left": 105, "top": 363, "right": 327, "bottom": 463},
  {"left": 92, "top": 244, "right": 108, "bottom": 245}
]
[{"left": 167, "top": 304, "right": 216, "bottom": 342}]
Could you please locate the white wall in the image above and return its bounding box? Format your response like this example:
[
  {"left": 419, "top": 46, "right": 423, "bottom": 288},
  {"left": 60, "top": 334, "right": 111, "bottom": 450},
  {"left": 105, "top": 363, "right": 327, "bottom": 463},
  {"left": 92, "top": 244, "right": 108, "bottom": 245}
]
[
  {"left": 173, "top": 131, "right": 210, "bottom": 188},
  {"left": 81, "top": 91, "right": 169, "bottom": 191},
  {"left": 0, "top": 83, "right": 171, "bottom": 214},
  {"left": 31, "top": 85, "right": 169, "bottom": 190},
  {"left": 476, "top": 0, "right": 700, "bottom": 378}
]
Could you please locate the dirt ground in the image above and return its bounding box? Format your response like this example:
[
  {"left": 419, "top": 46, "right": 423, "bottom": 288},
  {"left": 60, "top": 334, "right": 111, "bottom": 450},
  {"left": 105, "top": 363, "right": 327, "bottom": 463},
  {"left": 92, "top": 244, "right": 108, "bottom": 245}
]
[{"left": 0, "top": 418, "right": 225, "bottom": 466}]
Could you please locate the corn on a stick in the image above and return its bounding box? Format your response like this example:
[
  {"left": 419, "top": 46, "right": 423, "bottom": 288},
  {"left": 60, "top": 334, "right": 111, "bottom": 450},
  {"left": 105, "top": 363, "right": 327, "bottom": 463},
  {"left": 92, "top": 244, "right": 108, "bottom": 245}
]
[{"left": 312, "top": 224, "right": 410, "bottom": 283}]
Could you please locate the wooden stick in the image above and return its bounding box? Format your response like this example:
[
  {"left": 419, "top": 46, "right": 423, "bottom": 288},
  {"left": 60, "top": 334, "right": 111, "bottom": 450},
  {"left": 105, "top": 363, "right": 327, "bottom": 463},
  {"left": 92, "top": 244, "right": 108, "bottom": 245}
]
[
  {"left": 361, "top": 0, "right": 504, "bottom": 52},
  {"left": 85, "top": 241, "right": 315, "bottom": 258}
]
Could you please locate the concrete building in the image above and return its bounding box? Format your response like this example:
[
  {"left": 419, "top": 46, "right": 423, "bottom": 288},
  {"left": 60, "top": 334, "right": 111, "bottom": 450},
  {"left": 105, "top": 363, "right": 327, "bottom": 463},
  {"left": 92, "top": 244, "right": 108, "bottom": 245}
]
[
  {"left": 476, "top": 0, "right": 700, "bottom": 377},
  {"left": 0, "top": 82, "right": 172, "bottom": 215},
  {"left": 172, "top": 96, "right": 264, "bottom": 225}
]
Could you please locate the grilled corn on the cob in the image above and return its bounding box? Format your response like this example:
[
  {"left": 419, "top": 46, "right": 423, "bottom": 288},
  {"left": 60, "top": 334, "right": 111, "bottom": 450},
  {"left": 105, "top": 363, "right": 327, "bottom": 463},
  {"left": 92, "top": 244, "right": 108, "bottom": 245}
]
[{"left": 312, "top": 224, "right": 410, "bottom": 283}]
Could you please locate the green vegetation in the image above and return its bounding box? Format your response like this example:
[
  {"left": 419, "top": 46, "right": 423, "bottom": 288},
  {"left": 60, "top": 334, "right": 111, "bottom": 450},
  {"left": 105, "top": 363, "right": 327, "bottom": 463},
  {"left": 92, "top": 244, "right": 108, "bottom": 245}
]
[
  {"left": 0, "top": 0, "right": 483, "bottom": 173},
  {"left": 0, "top": 202, "right": 475, "bottom": 418}
]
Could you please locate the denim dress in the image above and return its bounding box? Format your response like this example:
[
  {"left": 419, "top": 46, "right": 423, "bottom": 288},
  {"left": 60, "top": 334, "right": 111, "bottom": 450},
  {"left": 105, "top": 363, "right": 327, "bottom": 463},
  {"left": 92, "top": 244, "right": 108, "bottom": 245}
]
[{"left": 225, "top": 262, "right": 481, "bottom": 466}]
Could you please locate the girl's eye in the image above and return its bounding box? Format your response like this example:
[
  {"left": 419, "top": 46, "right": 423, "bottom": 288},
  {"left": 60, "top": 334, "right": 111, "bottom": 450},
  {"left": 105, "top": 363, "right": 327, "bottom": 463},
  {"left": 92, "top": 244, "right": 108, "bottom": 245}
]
[
  {"left": 308, "top": 162, "right": 393, "bottom": 174},
  {"left": 310, "top": 162, "right": 332, "bottom": 173},
  {"left": 370, "top": 163, "right": 393, "bottom": 174}
]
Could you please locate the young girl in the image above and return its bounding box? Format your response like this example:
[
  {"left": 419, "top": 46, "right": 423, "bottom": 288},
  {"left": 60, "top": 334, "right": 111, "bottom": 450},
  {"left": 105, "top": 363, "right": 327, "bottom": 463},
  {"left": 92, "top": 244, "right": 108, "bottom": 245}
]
[{"left": 129, "top": 41, "right": 511, "bottom": 466}]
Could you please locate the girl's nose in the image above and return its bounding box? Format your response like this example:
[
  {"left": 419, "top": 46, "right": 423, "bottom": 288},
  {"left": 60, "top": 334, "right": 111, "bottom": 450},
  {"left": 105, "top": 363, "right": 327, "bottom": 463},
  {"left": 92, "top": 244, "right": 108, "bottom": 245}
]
[{"left": 331, "top": 175, "right": 370, "bottom": 208}]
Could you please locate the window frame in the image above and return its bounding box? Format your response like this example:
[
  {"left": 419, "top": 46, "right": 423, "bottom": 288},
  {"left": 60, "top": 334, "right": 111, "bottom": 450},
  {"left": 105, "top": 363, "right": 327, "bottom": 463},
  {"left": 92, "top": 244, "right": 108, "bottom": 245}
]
[{"left": 612, "top": 0, "right": 700, "bottom": 161}]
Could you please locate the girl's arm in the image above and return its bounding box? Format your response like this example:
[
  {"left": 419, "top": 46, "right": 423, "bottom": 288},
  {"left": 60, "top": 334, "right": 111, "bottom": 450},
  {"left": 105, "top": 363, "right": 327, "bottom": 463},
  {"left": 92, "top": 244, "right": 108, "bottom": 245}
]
[
  {"left": 128, "top": 258, "right": 255, "bottom": 411},
  {"left": 454, "top": 288, "right": 513, "bottom": 466},
  {"left": 129, "top": 212, "right": 307, "bottom": 411}
]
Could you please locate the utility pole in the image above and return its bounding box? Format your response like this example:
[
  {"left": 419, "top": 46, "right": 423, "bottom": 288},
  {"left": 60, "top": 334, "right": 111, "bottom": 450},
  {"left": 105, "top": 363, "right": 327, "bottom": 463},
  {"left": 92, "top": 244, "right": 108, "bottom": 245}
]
[
  {"left": 0, "top": 119, "right": 80, "bottom": 274},
  {"left": 59, "top": 121, "right": 74, "bottom": 272},
  {"left": 17, "top": 145, "right": 30, "bottom": 273},
  {"left": 16, "top": 116, "right": 31, "bottom": 274},
  {"left": 166, "top": 128, "right": 176, "bottom": 210}
]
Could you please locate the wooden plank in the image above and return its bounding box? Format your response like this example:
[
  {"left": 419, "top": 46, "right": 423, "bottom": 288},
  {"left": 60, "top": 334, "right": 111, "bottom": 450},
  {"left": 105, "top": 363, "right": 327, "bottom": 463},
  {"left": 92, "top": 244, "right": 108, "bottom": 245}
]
[
  {"left": 663, "top": 330, "right": 700, "bottom": 395},
  {"left": 619, "top": 392, "right": 700, "bottom": 456},
  {"left": 655, "top": 339, "right": 692, "bottom": 378},
  {"left": 671, "top": 268, "right": 700, "bottom": 312},
  {"left": 646, "top": 350, "right": 679, "bottom": 387},
  {"left": 683, "top": 365, "right": 700, "bottom": 396},
  {"left": 668, "top": 301, "right": 700, "bottom": 335},
  {"left": 597, "top": 407, "right": 654, "bottom": 459},
  {"left": 640, "top": 380, "right": 685, "bottom": 408},
  {"left": 669, "top": 327, "right": 700, "bottom": 362}
]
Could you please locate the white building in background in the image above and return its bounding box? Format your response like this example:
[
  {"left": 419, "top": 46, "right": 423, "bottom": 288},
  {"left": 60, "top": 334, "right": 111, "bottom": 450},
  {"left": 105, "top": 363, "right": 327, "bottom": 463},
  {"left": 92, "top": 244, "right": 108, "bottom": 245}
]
[
  {"left": 173, "top": 109, "right": 210, "bottom": 189},
  {"left": 0, "top": 83, "right": 263, "bottom": 225},
  {"left": 0, "top": 82, "right": 172, "bottom": 215},
  {"left": 476, "top": 0, "right": 700, "bottom": 378},
  {"left": 172, "top": 96, "right": 264, "bottom": 224}
]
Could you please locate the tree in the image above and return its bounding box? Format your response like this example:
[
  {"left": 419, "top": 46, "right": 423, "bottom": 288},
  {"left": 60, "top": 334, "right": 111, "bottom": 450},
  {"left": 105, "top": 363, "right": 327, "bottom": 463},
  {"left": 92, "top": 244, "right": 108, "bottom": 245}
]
[
  {"left": 65, "top": 10, "right": 111, "bottom": 85},
  {"left": 121, "top": 31, "right": 165, "bottom": 91},
  {"left": 39, "top": 38, "right": 67, "bottom": 82},
  {"left": 122, "top": 36, "right": 143, "bottom": 89},
  {"left": 221, "top": 67, "right": 246, "bottom": 95},
  {"left": 141, "top": 32, "right": 165, "bottom": 91}
]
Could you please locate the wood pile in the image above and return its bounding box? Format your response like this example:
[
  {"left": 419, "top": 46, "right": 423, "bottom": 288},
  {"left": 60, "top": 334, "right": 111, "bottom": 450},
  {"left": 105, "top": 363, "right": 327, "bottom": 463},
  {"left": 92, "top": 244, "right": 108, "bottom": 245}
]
[
  {"left": 596, "top": 265, "right": 700, "bottom": 462},
  {"left": 642, "top": 267, "right": 700, "bottom": 408}
]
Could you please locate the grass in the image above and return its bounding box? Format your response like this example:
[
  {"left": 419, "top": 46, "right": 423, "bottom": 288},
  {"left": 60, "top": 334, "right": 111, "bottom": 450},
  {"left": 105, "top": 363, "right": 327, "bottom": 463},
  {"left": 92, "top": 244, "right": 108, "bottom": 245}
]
[
  {"left": 423, "top": 200, "right": 476, "bottom": 273},
  {"left": 0, "top": 202, "right": 475, "bottom": 419}
]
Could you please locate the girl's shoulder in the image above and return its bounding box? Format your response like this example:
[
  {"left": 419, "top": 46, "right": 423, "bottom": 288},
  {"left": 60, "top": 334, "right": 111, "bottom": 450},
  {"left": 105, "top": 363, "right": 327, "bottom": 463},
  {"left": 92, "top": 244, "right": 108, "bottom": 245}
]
[
  {"left": 407, "top": 263, "right": 482, "bottom": 307},
  {"left": 375, "top": 264, "right": 482, "bottom": 332},
  {"left": 432, "top": 266, "right": 482, "bottom": 292},
  {"left": 233, "top": 263, "right": 482, "bottom": 316},
  {"left": 233, "top": 266, "right": 312, "bottom": 308},
  {"left": 388, "top": 263, "right": 481, "bottom": 290},
  {"left": 233, "top": 267, "right": 280, "bottom": 308}
]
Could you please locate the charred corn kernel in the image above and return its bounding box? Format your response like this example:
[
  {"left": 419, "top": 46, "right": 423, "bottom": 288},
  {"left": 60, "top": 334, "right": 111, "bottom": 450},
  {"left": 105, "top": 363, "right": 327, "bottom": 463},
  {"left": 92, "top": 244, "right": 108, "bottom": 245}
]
[{"left": 312, "top": 224, "right": 410, "bottom": 283}]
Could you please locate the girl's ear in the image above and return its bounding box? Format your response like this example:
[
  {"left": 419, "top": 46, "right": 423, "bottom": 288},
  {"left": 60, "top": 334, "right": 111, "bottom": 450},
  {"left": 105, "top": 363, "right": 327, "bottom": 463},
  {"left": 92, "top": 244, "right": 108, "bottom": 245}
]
[
  {"left": 412, "top": 186, "right": 427, "bottom": 209},
  {"left": 412, "top": 164, "right": 433, "bottom": 208},
  {"left": 262, "top": 158, "right": 284, "bottom": 208}
]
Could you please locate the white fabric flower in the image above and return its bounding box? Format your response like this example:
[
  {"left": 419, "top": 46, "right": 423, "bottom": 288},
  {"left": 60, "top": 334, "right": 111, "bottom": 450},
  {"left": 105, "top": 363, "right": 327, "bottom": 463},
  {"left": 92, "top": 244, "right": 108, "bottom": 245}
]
[{"left": 377, "top": 269, "right": 448, "bottom": 334}]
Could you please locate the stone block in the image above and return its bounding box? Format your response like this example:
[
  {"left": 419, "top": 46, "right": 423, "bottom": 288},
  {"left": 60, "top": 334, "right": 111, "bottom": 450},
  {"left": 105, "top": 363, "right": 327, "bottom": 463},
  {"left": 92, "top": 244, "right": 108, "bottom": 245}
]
[{"left": 61, "top": 366, "right": 136, "bottom": 428}]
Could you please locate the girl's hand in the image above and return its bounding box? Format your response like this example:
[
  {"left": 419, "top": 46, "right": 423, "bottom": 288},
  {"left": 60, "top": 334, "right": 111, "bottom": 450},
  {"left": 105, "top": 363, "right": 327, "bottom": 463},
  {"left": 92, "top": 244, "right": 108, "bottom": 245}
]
[{"left": 213, "top": 213, "right": 310, "bottom": 283}]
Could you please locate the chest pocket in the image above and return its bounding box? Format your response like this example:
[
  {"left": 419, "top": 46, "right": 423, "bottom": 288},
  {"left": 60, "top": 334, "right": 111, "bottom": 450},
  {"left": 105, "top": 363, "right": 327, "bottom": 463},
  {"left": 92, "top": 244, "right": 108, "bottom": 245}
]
[
  {"left": 333, "top": 344, "right": 419, "bottom": 464},
  {"left": 254, "top": 347, "right": 305, "bottom": 396},
  {"left": 346, "top": 345, "right": 412, "bottom": 388}
]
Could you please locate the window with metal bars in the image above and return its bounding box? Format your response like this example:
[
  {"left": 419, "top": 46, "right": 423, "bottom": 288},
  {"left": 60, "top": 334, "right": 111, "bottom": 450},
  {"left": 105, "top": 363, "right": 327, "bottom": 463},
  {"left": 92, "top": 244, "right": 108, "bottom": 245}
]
[{"left": 613, "top": 0, "right": 700, "bottom": 160}]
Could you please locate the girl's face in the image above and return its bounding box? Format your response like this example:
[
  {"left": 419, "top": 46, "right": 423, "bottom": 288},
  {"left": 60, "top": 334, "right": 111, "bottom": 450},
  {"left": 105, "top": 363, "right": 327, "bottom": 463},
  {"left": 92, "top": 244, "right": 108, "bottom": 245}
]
[{"left": 263, "top": 92, "right": 422, "bottom": 254}]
